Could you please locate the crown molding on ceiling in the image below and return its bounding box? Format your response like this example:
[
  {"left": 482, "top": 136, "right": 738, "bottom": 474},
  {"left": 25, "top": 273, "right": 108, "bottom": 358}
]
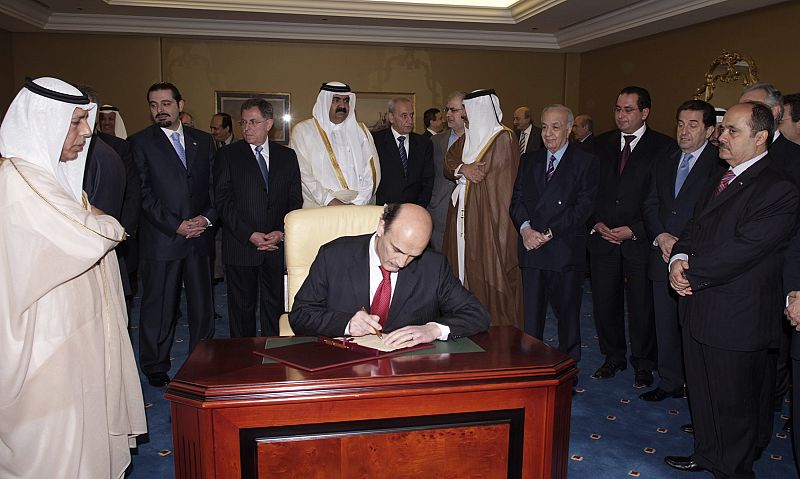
[
  {"left": 557, "top": 0, "right": 726, "bottom": 48},
  {"left": 0, "top": 0, "right": 789, "bottom": 52},
  {"left": 105, "top": 0, "right": 523, "bottom": 24},
  {"left": 0, "top": 0, "right": 49, "bottom": 28},
  {"left": 46, "top": 12, "right": 560, "bottom": 50}
]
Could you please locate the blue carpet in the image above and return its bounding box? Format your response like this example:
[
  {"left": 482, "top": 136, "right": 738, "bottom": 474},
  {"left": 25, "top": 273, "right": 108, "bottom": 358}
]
[{"left": 125, "top": 282, "right": 798, "bottom": 478}]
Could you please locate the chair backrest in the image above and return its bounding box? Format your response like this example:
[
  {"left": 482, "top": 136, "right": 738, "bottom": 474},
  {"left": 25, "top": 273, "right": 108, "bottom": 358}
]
[{"left": 284, "top": 205, "right": 384, "bottom": 311}]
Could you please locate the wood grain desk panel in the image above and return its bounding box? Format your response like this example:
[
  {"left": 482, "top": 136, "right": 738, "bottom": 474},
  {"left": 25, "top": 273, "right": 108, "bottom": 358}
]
[{"left": 166, "top": 325, "right": 576, "bottom": 478}]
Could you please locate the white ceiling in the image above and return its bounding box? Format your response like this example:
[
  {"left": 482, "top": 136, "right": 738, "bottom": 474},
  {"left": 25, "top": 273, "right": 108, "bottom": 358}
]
[{"left": 0, "top": 0, "right": 788, "bottom": 52}]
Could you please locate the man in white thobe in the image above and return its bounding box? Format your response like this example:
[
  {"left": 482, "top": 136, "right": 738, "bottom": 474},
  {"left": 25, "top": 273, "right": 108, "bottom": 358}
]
[
  {"left": 290, "top": 81, "right": 380, "bottom": 207},
  {"left": 0, "top": 77, "right": 146, "bottom": 478}
]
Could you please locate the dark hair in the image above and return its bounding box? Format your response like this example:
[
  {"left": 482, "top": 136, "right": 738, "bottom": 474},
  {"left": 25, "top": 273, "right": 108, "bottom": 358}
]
[
  {"left": 241, "top": 99, "right": 274, "bottom": 120},
  {"left": 214, "top": 112, "right": 232, "bottom": 130},
  {"left": 382, "top": 203, "right": 402, "bottom": 230},
  {"left": 676, "top": 100, "right": 716, "bottom": 129},
  {"left": 783, "top": 93, "right": 800, "bottom": 123},
  {"left": 147, "top": 82, "right": 182, "bottom": 103},
  {"left": 423, "top": 108, "right": 440, "bottom": 128},
  {"left": 581, "top": 116, "right": 594, "bottom": 131},
  {"left": 743, "top": 101, "right": 775, "bottom": 144},
  {"left": 619, "top": 86, "right": 651, "bottom": 110}
]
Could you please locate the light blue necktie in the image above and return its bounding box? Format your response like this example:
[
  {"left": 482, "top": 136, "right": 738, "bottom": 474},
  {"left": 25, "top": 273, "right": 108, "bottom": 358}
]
[
  {"left": 398, "top": 136, "right": 408, "bottom": 177},
  {"left": 171, "top": 131, "right": 187, "bottom": 168},
  {"left": 674, "top": 153, "right": 692, "bottom": 197},
  {"left": 255, "top": 145, "right": 269, "bottom": 191}
]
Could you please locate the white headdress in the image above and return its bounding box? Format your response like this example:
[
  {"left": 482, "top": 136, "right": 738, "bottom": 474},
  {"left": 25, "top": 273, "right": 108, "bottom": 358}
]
[
  {"left": 462, "top": 89, "right": 505, "bottom": 165},
  {"left": 98, "top": 104, "right": 128, "bottom": 139},
  {"left": 0, "top": 77, "right": 97, "bottom": 202}
]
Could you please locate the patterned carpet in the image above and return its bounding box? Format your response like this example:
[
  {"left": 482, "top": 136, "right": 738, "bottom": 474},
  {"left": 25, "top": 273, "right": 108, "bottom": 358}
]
[{"left": 125, "top": 281, "right": 798, "bottom": 478}]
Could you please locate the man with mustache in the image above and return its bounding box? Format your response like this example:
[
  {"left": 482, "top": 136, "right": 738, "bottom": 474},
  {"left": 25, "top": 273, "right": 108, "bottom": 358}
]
[
  {"left": 129, "top": 82, "right": 217, "bottom": 387},
  {"left": 665, "top": 102, "right": 798, "bottom": 476},
  {"left": 290, "top": 82, "right": 380, "bottom": 207},
  {"left": 0, "top": 76, "right": 146, "bottom": 477}
]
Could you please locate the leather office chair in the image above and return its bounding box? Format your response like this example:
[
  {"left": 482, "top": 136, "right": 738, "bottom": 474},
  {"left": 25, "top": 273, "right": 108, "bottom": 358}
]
[{"left": 279, "top": 205, "right": 385, "bottom": 336}]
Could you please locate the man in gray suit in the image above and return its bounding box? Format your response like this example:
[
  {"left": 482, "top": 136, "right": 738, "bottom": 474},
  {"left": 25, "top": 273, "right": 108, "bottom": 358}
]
[{"left": 427, "top": 91, "right": 465, "bottom": 251}]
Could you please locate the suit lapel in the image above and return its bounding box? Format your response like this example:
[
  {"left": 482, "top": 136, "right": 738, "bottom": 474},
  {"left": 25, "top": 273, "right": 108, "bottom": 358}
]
[
  {"left": 184, "top": 128, "right": 199, "bottom": 171},
  {"left": 389, "top": 259, "right": 420, "bottom": 322},
  {"left": 531, "top": 150, "right": 546, "bottom": 194},
  {"left": 676, "top": 145, "right": 716, "bottom": 201},
  {"left": 698, "top": 158, "right": 767, "bottom": 218},
  {"left": 154, "top": 125, "right": 189, "bottom": 172},
  {"left": 348, "top": 238, "right": 372, "bottom": 309}
]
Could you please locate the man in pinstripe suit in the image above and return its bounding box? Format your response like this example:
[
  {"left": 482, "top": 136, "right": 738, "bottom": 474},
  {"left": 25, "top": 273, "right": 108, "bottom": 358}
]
[{"left": 213, "top": 98, "right": 302, "bottom": 337}]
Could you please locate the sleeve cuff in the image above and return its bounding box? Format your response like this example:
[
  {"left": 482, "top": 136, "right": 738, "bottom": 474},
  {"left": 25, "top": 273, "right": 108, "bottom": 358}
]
[
  {"left": 428, "top": 322, "right": 450, "bottom": 341},
  {"left": 668, "top": 253, "right": 689, "bottom": 270}
]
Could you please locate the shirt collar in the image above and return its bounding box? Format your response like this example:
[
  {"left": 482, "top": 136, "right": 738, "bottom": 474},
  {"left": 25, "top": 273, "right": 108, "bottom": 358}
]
[
  {"left": 730, "top": 150, "right": 768, "bottom": 176},
  {"left": 391, "top": 127, "right": 407, "bottom": 143},
  {"left": 249, "top": 138, "right": 269, "bottom": 155},
  {"left": 161, "top": 123, "right": 184, "bottom": 139},
  {"left": 547, "top": 141, "right": 569, "bottom": 162},
  {"left": 682, "top": 141, "right": 708, "bottom": 162}
]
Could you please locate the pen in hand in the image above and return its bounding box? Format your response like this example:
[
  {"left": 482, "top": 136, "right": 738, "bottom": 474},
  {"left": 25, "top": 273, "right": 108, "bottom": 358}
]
[{"left": 360, "top": 306, "right": 382, "bottom": 339}]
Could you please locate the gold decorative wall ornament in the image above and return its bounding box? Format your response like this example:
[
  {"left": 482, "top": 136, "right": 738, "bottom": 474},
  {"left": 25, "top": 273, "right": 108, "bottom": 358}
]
[{"left": 694, "top": 50, "right": 759, "bottom": 102}]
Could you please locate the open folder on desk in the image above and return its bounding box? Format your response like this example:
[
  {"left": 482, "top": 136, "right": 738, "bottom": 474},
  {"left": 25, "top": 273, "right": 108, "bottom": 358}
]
[{"left": 254, "top": 336, "right": 434, "bottom": 372}]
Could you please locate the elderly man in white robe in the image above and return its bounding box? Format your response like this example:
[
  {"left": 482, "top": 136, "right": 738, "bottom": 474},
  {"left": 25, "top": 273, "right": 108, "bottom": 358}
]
[
  {"left": 0, "top": 77, "right": 146, "bottom": 478},
  {"left": 290, "top": 81, "right": 380, "bottom": 207}
]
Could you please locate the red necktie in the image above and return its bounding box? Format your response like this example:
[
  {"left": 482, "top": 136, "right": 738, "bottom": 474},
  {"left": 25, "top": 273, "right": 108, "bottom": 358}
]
[
  {"left": 370, "top": 266, "right": 392, "bottom": 327},
  {"left": 714, "top": 170, "right": 736, "bottom": 197},
  {"left": 618, "top": 135, "right": 635, "bottom": 174}
]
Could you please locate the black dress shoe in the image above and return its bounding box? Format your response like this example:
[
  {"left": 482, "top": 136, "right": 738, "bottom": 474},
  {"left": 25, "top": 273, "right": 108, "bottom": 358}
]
[
  {"left": 147, "top": 372, "right": 170, "bottom": 387},
  {"left": 639, "top": 387, "right": 684, "bottom": 401},
  {"left": 664, "top": 455, "right": 705, "bottom": 472},
  {"left": 634, "top": 369, "right": 654, "bottom": 388},
  {"left": 591, "top": 362, "right": 625, "bottom": 379},
  {"left": 680, "top": 423, "right": 694, "bottom": 434}
]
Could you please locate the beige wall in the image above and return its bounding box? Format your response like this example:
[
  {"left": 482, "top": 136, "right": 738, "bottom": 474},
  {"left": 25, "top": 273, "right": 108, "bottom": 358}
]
[
  {"left": 578, "top": 2, "right": 800, "bottom": 136},
  {"left": 163, "top": 38, "right": 564, "bottom": 134},
  {"left": 9, "top": 33, "right": 162, "bottom": 130},
  {"left": 2, "top": 33, "right": 566, "bottom": 134}
]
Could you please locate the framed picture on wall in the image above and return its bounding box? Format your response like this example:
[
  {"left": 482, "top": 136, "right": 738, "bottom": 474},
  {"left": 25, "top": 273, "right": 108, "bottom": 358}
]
[
  {"left": 355, "top": 92, "right": 415, "bottom": 132},
  {"left": 215, "top": 91, "right": 291, "bottom": 145}
]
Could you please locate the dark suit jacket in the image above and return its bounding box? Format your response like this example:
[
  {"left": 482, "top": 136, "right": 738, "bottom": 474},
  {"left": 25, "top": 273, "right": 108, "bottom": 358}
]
[
  {"left": 84, "top": 135, "right": 126, "bottom": 220},
  {"left": 129, "top": 124, "right": 217, "bottom": 261},
  {"left": 422, "top": 130, "right": 433, "bottom": 139},
  {"left": 769, "top": 134, "right": 800, "bottom": 186},
  {"left": 373, "top": 128, "right": 434, "bottom": 207},
  {"left": 573, "top": 134, "right": 595, "bottom": 156},
  {"left": 674, "top": 155, "right": 798, "bottom": 351},
  {"left": 784, "top": 228, "right": 800, "bottom": 360},
  {"left": 643, "top": 143, "right": 726, "bottom": 280},
  {"left": 588, "top": 127, "right": 677, "bottom": 257},
  {"left": 213, "top": 140, "right": 302, "bottom": 266},
  {"left": 97, "top": 132, "right": 141, "bottom": 235},
  {"left": 289, "top": 234, "right": 490, "bottom": 338},
  {"left": 510, "top": 144, "right": 598, "bottom": 271},
  {"left": 515, "top": 126, "right": 542, "bottom": 154}
]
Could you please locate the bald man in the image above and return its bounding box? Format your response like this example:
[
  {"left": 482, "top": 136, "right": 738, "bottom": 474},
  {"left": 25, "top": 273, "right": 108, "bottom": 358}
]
[
  {"left": 289, "top": 203, "right": 490, "bottom": 347},
  {"left": 513, "top": 106, "right": 543, "bottom": 155}
]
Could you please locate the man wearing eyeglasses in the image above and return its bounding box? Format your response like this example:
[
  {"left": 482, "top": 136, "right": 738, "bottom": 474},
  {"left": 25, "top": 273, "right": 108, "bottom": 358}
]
[
  {"left": 212, "top": 99, "right": 301, "bottom": 337},
  {"left": 129, "top": 82, "right": 217, "bottom": 387},
  {"left": 587, "top": 86, "right": 677, "bottom": 388},
  {"left": 427, "top": 91, "right": 465, "bottom": 252}
]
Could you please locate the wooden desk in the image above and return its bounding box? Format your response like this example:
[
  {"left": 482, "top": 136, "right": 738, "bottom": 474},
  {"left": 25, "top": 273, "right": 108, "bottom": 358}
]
[{"left": 166, "top": 325, "right": 576, "bottom": 478}]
